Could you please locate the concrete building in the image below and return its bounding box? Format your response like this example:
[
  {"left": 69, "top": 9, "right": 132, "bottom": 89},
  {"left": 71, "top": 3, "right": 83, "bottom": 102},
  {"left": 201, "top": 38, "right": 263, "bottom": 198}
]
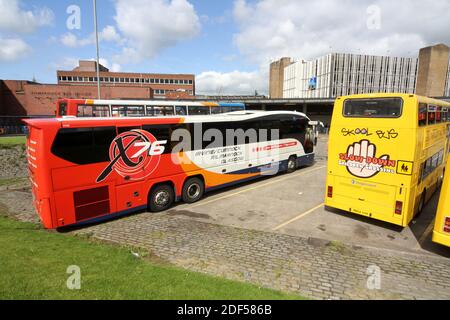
[
  {"left": 416, "top": 44, "right": 450, "bottom": 97},
  {"left": 57, "top": 60, "right": 195, "bottom": 98},
  {"left": 283, "top": 53, "right": 419, "bottom": 99},
  {"left": 269, "top": 57, "right": 293, "bottom": 98}
]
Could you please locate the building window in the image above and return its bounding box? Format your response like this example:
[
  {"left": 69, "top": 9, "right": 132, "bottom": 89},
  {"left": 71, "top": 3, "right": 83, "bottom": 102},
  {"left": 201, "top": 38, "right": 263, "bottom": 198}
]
[
  {"left": 170, "top": 79, "right": 174, "bottom": 84},
  {"left": 155, "top": 79, "right": 160, "bottom": 84},
  {"left": 165, "top": 79, "right": 169, "bottom": 84},
  {"left": 150, "top": 79, "right": 154, "bottom": 84},
  {"left": 145, "top": 79, "right": 150, "bottom": 83},
  {"left": 188, "top": 80, "right": 193, "bottom": 85}
]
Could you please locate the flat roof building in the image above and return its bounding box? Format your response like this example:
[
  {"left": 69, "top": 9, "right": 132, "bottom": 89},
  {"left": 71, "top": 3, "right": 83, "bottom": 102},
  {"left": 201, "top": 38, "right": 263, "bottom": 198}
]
[
  {"left": 57, "top": 60, "right": 195, "bottom": 98},
  {"left": 283, "top": 53, "right": 419, "bottom": 99},
  {"left": 278, "top": 45, "right": 450, "bottom": 99}
]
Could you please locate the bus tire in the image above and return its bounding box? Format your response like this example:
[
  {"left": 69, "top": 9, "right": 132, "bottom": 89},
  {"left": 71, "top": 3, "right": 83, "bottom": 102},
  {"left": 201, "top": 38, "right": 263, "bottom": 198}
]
[
  {"left": 148, "top": 184, "right": 175, "bottom": 212},
  {"left": 182, "top": 177, "right": 204, "bottom": 203},
  {"left": 287, "top": 156, "right": 297, "bottom": 173}
]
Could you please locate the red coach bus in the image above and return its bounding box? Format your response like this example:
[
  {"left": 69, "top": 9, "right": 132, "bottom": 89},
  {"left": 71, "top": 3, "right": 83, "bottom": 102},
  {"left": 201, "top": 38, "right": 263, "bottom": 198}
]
[{"left": 24, "top": 111, "right": 315, "bottom": 229}]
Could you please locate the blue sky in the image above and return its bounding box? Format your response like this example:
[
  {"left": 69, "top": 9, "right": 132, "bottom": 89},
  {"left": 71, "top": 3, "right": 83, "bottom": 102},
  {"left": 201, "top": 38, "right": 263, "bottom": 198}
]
[
  {"left": 0, "top": 0, "right": 249, "bottom": 84},
  {"left": 0, "top": 0, "right": 449, "bottom": 94}
]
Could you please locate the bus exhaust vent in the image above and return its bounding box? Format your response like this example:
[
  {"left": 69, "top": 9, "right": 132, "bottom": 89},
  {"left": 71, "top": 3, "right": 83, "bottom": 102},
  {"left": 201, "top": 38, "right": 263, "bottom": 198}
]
[{"left": 74, "top": 186, "right": 110, "bottom": 222}]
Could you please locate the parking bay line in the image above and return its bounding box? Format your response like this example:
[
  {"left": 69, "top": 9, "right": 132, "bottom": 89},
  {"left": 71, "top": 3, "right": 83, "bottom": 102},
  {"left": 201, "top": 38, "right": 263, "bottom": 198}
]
[
  {"left": 272, "top": 203, "right": 324, "bottom": 231},
  {"left": 188, "top": 165, "right": 326, "bottom": 209}
]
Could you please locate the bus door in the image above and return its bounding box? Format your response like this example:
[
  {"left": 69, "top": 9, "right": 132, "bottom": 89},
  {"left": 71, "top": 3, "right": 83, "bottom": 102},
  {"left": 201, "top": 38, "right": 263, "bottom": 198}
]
[{"left": 113, "top": 126, "right": 146, "bottom": 212}]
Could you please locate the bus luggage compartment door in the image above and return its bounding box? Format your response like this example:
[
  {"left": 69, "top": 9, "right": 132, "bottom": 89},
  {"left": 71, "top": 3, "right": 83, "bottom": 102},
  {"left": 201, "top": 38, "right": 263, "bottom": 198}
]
[
  {"left": 333, "top": 176, "right": 399, "bottom": 219},
  {"left": 115, "top": 181, "right": 144, "bottom": 212}
]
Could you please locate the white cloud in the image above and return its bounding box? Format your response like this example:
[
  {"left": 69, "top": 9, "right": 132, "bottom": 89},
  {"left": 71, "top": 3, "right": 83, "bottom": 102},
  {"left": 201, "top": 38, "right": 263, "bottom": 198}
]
[
  {"left": 0, "top": 0, "right": 53, "bottom": 34},
  {"left": 60, "top": 26, "right": 123, "bottom": 48},
  {"left": 232, "top": 0, "right": 450, "bottom": 64},
  {"left": 0, "top": 37, "right": 31, "bottom": 61},
  {"left": 100, "top": 25, "right": 122, "bottom": 43},
  {"left": 99, "top": 58, "right": 122, "bottom": 72},
  {"left": 220, "top": 0, "right": 450, "bottom": 95},
  {"left": 60, "top": 32, "right": 91, "bottom": 48},
  {"left": 51, "top": 57, "right": 79, "bottom": 71},
  {"left": 196, "top": 70, "right": 266, "bottom": 95},
  {"left": 113, "top": 0, "right": 201, "bottom": 61}
]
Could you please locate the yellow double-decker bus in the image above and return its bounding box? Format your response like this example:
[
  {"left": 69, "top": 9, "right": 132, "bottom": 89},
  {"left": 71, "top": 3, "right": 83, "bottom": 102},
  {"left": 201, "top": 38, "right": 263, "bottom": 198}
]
[
  {"left": 433, "top": 157, "right": 450, "bottom": 247},
  {"left": 325, "top": 93, "right": 450, "bottom": 227}
]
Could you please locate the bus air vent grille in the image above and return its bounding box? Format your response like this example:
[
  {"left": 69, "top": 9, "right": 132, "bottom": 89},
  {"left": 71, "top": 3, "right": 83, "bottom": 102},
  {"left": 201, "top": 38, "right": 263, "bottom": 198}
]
[{"left": 74, "top": 186, "right": 110, "bottom": 222}]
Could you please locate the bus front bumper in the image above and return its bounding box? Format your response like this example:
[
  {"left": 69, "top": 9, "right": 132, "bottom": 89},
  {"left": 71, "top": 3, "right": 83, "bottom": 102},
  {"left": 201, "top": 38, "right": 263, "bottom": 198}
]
[{"left": 432, "top": 230, "right": 450, "bottom": 248}]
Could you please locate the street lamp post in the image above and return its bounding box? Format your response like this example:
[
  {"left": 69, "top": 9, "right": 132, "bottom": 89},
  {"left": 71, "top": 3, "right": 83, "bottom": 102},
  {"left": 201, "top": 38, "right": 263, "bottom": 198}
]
[{"left": 93, "top": 0, "right": 101, "bottom": 99}]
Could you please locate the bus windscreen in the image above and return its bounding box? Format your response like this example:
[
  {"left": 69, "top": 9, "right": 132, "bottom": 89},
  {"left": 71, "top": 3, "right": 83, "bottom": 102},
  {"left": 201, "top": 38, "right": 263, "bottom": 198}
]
[{"left": 343, "top": 98, "right": 403, "bottom": 118}]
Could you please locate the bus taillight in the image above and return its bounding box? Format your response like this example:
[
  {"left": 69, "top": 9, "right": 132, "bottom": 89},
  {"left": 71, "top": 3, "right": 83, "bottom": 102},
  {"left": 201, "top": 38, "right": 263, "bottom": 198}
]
[
  {"left": 327, "top": 186, "right": 333, "bottom": 198},
  {"left": 444, "top": 217, "right": 450, "bottom": 233},
  {"left": 395, "top": 201, "right": 403, "bottom": 215}
]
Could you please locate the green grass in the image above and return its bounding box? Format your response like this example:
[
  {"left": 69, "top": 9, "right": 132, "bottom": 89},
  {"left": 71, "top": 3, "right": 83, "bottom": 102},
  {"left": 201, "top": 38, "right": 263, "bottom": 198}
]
[
  {"left": 0, "top": 136, "right": 26, "bottom": 146},
  {"left": 0, "top": 216, "right": 302, "bottom": 300},
  {"left": 0, "top": 177, "right": 28, "bottom": 187}
]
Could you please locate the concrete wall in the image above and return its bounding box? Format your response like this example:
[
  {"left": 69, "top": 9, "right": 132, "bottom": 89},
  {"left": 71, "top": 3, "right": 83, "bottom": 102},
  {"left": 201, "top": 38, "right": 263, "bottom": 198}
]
[
  {"left": 416, "top": 44, "right": 450, "bottom": 97},
  {"left": 269, "top": 57, "right": 293, "bottom": 98}
]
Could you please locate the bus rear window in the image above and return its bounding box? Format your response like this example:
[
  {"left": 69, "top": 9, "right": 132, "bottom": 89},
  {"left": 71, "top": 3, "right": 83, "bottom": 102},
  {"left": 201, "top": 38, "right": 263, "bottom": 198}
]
[
  {"left": 343, "top": 98, "right": 403, "bottom": 118},
  {"left": 59, "top": 103, "right": 67, "bottom": 116}
]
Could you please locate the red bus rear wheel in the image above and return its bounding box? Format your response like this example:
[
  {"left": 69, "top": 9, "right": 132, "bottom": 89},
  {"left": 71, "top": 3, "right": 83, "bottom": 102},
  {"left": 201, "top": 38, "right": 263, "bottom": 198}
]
[
  {"left": 182, "top": 177, "right": 205, "bottom": 203},
  {"left": 148, "top": 184, "right": 175, "bottom": 212}
]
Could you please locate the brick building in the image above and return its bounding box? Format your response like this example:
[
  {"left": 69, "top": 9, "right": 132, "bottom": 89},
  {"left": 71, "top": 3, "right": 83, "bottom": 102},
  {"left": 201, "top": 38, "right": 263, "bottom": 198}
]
[
  {"left": 57, "top": 60, "right": 195, "bottom": 98},
  {"left": 0, "top": 80, "right": 153, "bottom": 117},
  {"left": 0, "top": 60, "right": 196, "bottom": 133}
]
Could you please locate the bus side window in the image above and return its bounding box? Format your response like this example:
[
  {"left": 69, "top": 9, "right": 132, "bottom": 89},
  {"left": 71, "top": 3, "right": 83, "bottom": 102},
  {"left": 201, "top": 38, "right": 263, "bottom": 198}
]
[
  {"left": 146, "top": 106, "right": 154, "bottom": 116},
  {"left": 93, "top": 106, "right": 109, "bottom": 117},
  {"left": 92, "top": 127, "right": 117, "bottom": 163},
  {"left": 418, "top": 103, "right": 427, "bottom": 126},
  {"left": 428, "top": 105, "right": 436, "bottom": 125},
  {"left": 125, "top": 106, "right": 144, "bottom": 117},
  {"left": 175, "top": 106, "right": 187, "bottom": 116},
  {"left": 112, "top": 105, "right": 126, "bottom": 117},
  {"left": 210, "top": 106, "right": 221, "bottom": 115},
  {"left": 52, "top": 127, "right": 115, "bottom": 165},
  {"left": 436, "top": 106, "right": 442, "bottom": 123},
  {"left": 142, "top": 125, "right": 172, "bottom": 154}
]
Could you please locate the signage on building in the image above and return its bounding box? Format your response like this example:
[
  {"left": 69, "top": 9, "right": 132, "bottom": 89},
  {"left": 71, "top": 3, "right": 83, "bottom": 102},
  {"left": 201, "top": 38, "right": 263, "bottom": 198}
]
[{"left": 308, "top": 76, "right": 317, "bottom": 90}]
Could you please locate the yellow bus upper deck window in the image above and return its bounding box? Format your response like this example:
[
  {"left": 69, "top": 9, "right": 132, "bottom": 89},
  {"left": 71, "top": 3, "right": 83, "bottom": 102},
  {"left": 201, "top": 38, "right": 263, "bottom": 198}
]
[
  {"left": 419, "top": 103, "right": 427, "bottom": 126},
  {"left": 343, "top": 98, "right": 403, "bottom": 118}
]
